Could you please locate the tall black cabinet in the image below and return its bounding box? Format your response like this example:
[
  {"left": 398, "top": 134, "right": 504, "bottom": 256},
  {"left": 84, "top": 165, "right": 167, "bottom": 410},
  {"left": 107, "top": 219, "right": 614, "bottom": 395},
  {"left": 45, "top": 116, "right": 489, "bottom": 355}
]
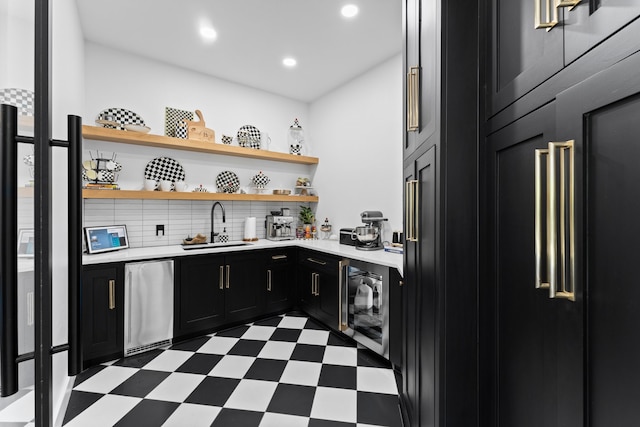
[{"left": 401, "top": 0, "right": 479, "bottom": 425}]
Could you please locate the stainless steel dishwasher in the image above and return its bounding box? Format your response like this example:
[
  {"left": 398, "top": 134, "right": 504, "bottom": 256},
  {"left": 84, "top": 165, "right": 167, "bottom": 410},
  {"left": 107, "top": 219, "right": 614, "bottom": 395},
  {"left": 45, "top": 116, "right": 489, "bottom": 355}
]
[{"left": 124, "top": 260, "right": 174, "bottom": 356}]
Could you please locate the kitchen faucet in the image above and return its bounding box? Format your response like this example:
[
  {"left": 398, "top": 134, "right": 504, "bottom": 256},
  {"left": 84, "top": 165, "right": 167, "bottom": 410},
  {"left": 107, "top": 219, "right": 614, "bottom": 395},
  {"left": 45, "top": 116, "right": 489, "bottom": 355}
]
[{"left": 210, "top": 201, "right": 226, "bottom": 243}]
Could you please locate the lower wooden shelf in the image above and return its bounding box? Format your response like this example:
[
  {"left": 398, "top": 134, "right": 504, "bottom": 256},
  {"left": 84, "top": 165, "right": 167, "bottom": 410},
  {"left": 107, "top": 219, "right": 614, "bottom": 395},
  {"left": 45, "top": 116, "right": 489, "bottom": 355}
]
[{"left": 82, "top": 189, "right": 319, "bottom": 202}]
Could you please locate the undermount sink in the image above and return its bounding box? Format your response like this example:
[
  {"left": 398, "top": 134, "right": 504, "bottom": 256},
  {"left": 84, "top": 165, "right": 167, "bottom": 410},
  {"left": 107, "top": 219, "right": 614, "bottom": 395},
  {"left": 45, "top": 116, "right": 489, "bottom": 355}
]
[{"left": 181, "top": 242, "right": 252, "bottom": 250}]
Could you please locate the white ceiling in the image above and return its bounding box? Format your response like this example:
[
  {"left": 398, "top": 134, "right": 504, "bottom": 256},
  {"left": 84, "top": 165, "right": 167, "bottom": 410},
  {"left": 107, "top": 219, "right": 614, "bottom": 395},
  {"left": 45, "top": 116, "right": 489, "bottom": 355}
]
[{"left": 75, "top": 0, "right": 402, "bottom": 103}]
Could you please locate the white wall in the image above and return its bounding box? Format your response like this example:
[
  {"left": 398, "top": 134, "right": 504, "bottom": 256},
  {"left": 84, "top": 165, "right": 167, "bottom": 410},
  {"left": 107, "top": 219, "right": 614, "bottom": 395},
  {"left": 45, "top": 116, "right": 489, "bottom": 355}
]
[{"left": 309, "top": 55, "right": 403, "bottom": 240}]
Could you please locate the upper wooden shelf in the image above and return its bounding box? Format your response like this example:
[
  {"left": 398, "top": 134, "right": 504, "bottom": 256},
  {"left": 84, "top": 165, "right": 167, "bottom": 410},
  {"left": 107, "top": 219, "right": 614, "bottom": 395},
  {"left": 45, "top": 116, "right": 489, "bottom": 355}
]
[
  {"left": 82, "top": 125, "right": 319, "bottom": 165},
  {"left": 83, "top": 189, "right": 319, "bottom": 202}
]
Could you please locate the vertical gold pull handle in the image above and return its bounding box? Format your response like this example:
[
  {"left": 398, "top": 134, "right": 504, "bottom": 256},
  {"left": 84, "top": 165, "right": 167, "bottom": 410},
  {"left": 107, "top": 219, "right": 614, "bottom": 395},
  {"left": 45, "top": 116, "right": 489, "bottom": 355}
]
[
  {"left": 226, "top": 265, "right": 230, "bottom": 289},
  {"left": 311, "top": 273, "right": 316, "bottom": 296},
  {"left": 405, "top": 180, "right": 419, "bottom": 242},
  {"left": 219, "top": 265, "right": 224, "bottom": 290},
  {"left": 407, "top": 66, "right": 420, "bottom": 131},
  {"left": 535, "top": 148, "right": 550, "bottom": 289},
  {"left": 535, "top": 0, "right": 558, "bottom": 30},
  {"left": 108, "top": 279, "right": 116, "bottom": 310},
  {"left": 556, "top": 0, "right": 581, "bottom": 10},
  {"left": 267, "top": 269, "right": 272, "bottom": 291},
  {"left": 547, "top": 140, "right": 575, "bottom": 301}
]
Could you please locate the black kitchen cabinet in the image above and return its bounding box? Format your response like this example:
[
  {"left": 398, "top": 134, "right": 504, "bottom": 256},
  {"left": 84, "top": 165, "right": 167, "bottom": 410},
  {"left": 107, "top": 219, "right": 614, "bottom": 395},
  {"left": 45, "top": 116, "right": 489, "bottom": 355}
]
[
  {"left": 486, "top": 0, "right": 640, "bottom": 117},
  {"left": 401, "top": 0, "right": 479, "bottom": 425},
  {"left": 175, "top": 254, "right": 226, "bottom": 337},
  {"left": 265, "top": 249, "right": 296, "bottom": 314},
  {"left": 81, "top": 263, "right": 124, "bottom": 366},
  {"left": 298, "top": 250, "right": 341, "bottom": 330},
  {"left": 388, "top": 268, "right": 403, "bottom": 369},
  {"left": 224, "top": 251, "right": 267, "bottom": 323}
]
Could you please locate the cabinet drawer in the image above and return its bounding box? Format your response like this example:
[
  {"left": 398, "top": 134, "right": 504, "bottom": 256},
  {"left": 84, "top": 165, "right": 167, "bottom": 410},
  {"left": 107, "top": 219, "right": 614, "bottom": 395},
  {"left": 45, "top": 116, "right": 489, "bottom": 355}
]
[{"left": 298, "top": 250, "right": 340, "bottom": 274}]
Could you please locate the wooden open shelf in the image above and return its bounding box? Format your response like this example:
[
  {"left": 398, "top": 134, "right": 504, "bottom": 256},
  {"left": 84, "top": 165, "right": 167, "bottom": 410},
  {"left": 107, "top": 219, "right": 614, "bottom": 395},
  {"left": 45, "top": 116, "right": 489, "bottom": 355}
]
[
  {"left": 82, "top": 125, "right": 319, "bottom": 165},
  {"left": 83, "top": 189, "right": 319, "bottom": 202}
]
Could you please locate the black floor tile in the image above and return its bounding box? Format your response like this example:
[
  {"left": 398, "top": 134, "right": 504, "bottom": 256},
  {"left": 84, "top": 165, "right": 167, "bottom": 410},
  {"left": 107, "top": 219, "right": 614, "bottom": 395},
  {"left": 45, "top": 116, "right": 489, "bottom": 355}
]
[
  {"left": 176, "top": 353, "right": 223, "bottom": 375},
  {"left": 327, "top": 334, "right": 357, "bottom": 347},
  {"left": 113, "top": 349, "right": 164, "bottom": 369},
  {"left": 113, "top": 399, "right": 179, "bottom": 427},
  {"left": 318, "top": 365, "right": 357, "bottom": 390},
  {"left": 252, "top": 316, "right": 283, "bottom": 327},
  {"left": 211, "top": 408, "right": 264, "bottom": 427},
  {"left": 170, "top": 336, "right": 210, "bottom": 352},
  {"left": 228, "top": 339, "right": 266, "bottom": 357},
  {"left": 357, "top": 391, "right": 403, "bottom": 427},
  {"left": 215, "top": 325, "right": 250, "bottom": 337},
  {"left": 62, "top": 391, "right": 103, "bottom": 425},
  {"left": 304, "top": 318, "right": 327, "bottom": 330},
  {"left": 357, "top": 348, "right": 391, "bottom": 368},
  {"left": 270, "top": 328, "right": 302, "bottom": 342},
  {"left": 110, "top": 370, "right": 171, "bottom": 398},
  {"left": 291, "top": 343, "right": 326, "bottom": 363},
  {"left": 185, "top": 376, "right": 240, "bottom": 406},
  {"left": 244, "top": 358, "right": 287, "bottom": 382},
  {"left": 72, "top": 364, "right": 107, "bottom": 387},
  {"left": 266, "top": 383, "right": 316, "bottom": 417},
  {"left": 308, "top": 419, "right": 356, "bottom": 427}
]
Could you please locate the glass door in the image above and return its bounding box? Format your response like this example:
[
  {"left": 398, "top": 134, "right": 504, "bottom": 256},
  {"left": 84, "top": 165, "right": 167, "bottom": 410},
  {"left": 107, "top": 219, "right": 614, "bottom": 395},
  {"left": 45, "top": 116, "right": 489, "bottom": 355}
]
[{"left": 0, "top": 0, "right": 36, "bottom": 423}]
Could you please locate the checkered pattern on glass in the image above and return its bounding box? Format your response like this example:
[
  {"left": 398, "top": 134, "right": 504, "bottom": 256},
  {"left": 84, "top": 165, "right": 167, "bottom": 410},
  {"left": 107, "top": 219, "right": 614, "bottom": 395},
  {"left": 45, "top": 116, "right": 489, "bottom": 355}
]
[
  {"left": 216, "top": 171, "right": 240, "bottom": 193},
  {"left": 0, "top": 88, "right": 34, "bottom": 115},
  {"left": 97, "top": 107, "right": 145, "bottom": 130},
  {"left": 237, "top": 125, "right": 261, "bottom": 149},
  {"left": 165, "top": 107, "right": 194, "bottom": 137},
  {"left": 144, "top": 157, "right": 186, "bottom": 182}
]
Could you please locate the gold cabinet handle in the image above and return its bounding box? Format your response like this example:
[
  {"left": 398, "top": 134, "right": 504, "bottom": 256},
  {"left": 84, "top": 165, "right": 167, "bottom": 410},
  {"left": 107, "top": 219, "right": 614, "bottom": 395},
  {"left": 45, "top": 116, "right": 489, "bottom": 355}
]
[
  {"left": 315, "top": 273, "right": 320, "bottom": 296},
  {"left": 535, "top": 0, "right": 558, "bottom": 30},
  {"left": 267, "top": 269, "right": 272, "bottom": 291},
  {"left": 219, "top": 265, "right": 224, "bottom": 290},
  {"left": 226, "top": 265, "right": 230, "bottom": 289},
  {"left": 407, "top": 66, "right": 420, "bottom": 131},
  {"left": 535, "top": 148, "right": 550, "bottom": 290},
  {"left": 108, "top": 279, "right": 116, "bottom": 310},
  {"left": 405, "top": 179, "right": 419, "bottom": 242},
  {"left": 307, "top": 258, "right": 327, "bottom": 266},
  {"left": 555, "top": 0, "right": 581, "bottom": 10},
  {"left": 311, "top": 272, "right": 316, "bottom": 296},
  {"left": 547, "top": 140, "right": 575, "bottom": 301},
  {"left": 271, "top": 254, "right": 287, "bottom": 260}
]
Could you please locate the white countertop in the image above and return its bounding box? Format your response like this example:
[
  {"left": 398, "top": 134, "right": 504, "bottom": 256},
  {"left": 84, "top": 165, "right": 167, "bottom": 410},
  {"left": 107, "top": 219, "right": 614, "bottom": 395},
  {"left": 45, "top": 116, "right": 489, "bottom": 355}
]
[{"left": 83, "top": 239, "right": 404, "bottom": 276}]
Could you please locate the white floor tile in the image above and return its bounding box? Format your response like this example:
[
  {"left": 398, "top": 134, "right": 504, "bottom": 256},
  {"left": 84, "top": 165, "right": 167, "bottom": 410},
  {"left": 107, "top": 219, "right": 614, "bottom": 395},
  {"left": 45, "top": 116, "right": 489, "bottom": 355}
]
[
  {"left": 242, "top": 325, "right": 277, "bottom": 341},
  {"left": 322, "top": 346, "right": 358, "bottom": 366},
  {"left": 280, "top": 360, "right": 322, "bottom": 386},
  {"left": 146, "top": 372, "right": 206, "bottom": 402},
  {"left": 208, "top": 355, "right": 255, "bottom": 379},
  {"left": 0, "top": 391, "right": 34, "bottom": 422},
  {"left": 259, "top": 412, "right": 309, "bottom": 427},
  {"left": 142, "top": 350, "right": 193, "bottom": 372},
  {"left": 278, "top": 316, "right": 308, "bottom": 329},
  {"left": 65, "top": 394, "right": 141, "bottom": 427},
  {"left": 73, "top": 366, "right": 138, "bottom": 394},
  {"left": 357, "top": 367, "right": 398, "bottom": 394},
  {"left": 297, "top": 329, "right": 330, "bottom": 346},
  {"left": 310, "top": 387, "right": 357, "bottom": 423},
  {"left": 197, "top": 336, "right": 240, "bottom": 355},
  {"left": 161, "top": 403, "right": 221, "bottom": 427},
  {"left": 257, "top": 341, "right": 296, "bottom": 361},
  {"left": 224, "top": 379, "right": 278, "bottom": 412}
]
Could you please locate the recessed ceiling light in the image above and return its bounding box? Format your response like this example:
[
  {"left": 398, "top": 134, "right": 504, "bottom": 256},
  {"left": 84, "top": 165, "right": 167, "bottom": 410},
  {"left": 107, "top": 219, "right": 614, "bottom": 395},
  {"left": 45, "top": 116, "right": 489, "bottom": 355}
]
[
  {"left": 341, "top": 4, "right": 359, "bottom": 18},
  {"left": 199, "top": 26, "right": 217, "bottom": 41},
  {"left": 283, "top": 57, "right": 297, "bottom": 68}
]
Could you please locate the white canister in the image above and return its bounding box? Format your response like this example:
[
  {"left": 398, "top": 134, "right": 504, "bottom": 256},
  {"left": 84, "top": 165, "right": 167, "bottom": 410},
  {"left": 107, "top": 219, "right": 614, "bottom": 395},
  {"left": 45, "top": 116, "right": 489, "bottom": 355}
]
[{"left": 244, "top": 217, "right": 257, "bottom": 240}]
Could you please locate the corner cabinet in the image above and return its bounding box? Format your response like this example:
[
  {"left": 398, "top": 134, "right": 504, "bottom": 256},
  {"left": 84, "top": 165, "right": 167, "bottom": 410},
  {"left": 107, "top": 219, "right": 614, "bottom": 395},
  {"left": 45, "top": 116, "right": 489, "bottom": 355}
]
[
  {"left": 298, "top": 250, "right": 341, "bottom": 330},
  {"left": 81, "top": 126, "right": 319, "bottom": 203}
]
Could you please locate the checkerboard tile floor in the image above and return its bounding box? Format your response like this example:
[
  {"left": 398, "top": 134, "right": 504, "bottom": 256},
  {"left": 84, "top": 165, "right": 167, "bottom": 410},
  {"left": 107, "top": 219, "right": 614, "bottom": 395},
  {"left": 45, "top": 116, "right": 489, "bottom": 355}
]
[{"left": 63, "top": 313, "right": 403, "bottom": 427}]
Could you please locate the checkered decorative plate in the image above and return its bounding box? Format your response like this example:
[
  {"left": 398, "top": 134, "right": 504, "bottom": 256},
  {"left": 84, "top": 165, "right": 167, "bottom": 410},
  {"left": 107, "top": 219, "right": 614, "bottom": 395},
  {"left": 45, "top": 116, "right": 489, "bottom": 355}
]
[
  {"left": 165, "top": 107, "right": 194, "bottom": 138},
  {"left": 0, "top": 88, "right": 34, "bottom": 115},
  {"left": 96, "top": 108, "right": 145, "bottom": 131},
  {"left": 144, "top": 157, "right": 186, "bottom": 183},
  {"left": 237, "top": 125, "right": 261, "bottom": 149},
  {"left": 216, "top": 170, "right": 240, "bottom": 193}
]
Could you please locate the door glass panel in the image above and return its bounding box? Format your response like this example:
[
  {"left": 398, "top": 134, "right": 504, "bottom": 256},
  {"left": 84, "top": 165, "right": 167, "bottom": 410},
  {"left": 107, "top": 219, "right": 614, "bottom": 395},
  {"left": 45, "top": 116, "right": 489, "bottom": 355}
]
[{"left": 0, "top": 0, "right": 36, "bottom": 424}]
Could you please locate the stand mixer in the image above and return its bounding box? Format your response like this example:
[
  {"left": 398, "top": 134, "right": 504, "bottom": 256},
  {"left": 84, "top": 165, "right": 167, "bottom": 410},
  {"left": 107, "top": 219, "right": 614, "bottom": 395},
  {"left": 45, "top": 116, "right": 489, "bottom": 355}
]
[{"left": 351, "top": 211, "right": 387, "bottom": 251}]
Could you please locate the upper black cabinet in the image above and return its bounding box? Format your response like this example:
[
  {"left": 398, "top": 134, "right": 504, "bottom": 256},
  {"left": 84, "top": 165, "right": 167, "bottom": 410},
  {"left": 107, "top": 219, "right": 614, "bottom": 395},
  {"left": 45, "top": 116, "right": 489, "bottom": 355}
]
[{"left": 486, "top": 0, "right": 640, "bottom": 117}]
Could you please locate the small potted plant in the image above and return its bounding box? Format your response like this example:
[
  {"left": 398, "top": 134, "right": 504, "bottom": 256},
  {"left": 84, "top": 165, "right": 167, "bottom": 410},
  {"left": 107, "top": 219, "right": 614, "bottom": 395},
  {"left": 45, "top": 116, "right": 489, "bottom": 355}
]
[{"left": 299, "top": 205, "right": 315, "bottom": 239}]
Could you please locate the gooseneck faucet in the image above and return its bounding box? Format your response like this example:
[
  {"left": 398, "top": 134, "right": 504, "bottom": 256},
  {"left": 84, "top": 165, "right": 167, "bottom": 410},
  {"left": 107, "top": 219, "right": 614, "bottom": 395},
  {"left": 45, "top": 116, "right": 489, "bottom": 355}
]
[{"left": 211, "top": 202, "right": 226, "bottom": 243}]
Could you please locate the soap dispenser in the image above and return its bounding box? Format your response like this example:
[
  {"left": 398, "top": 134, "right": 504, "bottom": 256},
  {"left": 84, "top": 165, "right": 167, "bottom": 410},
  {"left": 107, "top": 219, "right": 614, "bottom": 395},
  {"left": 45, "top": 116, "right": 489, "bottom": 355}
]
[{"left": 219, "top": 227, "right": 229, "bottom": 243}]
